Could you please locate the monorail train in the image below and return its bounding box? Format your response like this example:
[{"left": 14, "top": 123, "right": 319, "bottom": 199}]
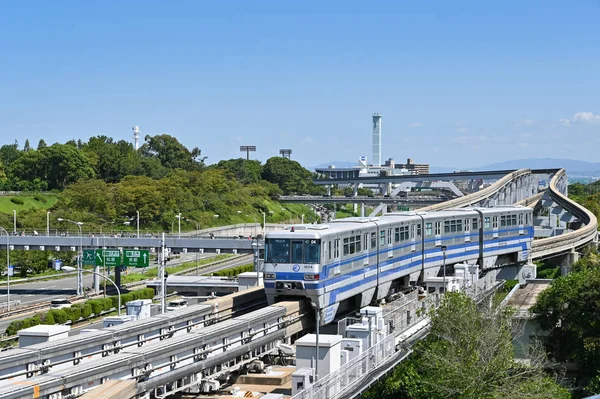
[{"left": 264, "top": 206, "right": 534, "bottom": 324}]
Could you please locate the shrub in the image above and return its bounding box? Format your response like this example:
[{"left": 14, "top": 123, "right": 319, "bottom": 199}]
[
  {"left": 6, "top": 321, "right": 22, "bottom": 336},
  {"left": 101, "top": 298, "right": 113, "bottom": 312},
  {"left": 21, "top": 319, "right": 31, "bottom": 329},
  {"left": 87, "top": 299, "right": 104, "bottom": 315},
  {"left": 74, "top": 303, "right": 92, "bottom": 318},
  {"left": 33, "top": 195, "right": 47, "bottom": 203},
  {"left": 43, "top": 311, "right": 55, "bottom": 325},
  {"left": 64, "top": 307, "right": 81, "bottom": 323},
  {"left": 28, "top": 316, "right": 41, "bottom": 327},
  {"left": 48, "top": 309, "right": 68, "bottom": 324},
  {"left": 10, "top": 197, "right": 24, "bottom": 205}
]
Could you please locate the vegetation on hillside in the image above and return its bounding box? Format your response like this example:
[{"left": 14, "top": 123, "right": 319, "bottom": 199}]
[{"left": 0, "top": 136, "right": 323, "bottom": 232}]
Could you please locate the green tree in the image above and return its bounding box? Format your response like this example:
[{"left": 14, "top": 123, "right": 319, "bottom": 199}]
[
  {"left": 262, "top": 157, "right": 323, "bottom": 195},
  {"left": 81, "top": 136, "right": 141, "bottom": 182},
  {"left": 37, "top": 139, "right": 47, "bottom": 150},
  {"left": 140, "top": 134, "right": 205, "bottom": 171},
  {"left": 531, "top": 253, "right": 600, "bottom": 377},
  {"left": 366, "top": 293, "right": 568, "bottom": 399},
  {"left": 0, "top": 143, "right": 21, "bottom": 167},
  {"left": 8, "top": 144, "right": 95, "bottom": 190},
  {"left": 23, "top": 139, "right": 31, "bottom": 152},
  {"left": 214, "top": 158, "right": 263, "bottom": 184}
]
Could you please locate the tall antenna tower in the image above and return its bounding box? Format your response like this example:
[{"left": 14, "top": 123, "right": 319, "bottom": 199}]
[
  {"left": 372, "top": 113, "right": 382, "bottom": 167},
  {"left": 132, "top": 126, "right": 140, "bottom": 150}
]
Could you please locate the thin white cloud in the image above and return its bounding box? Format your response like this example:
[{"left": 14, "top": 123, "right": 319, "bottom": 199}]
[
  {"left": 304, "top": 136, "right": 313, "bottom": 143},
  {"left": 521, "top": 133, "right": 533, "bottom": 139},
  {"left": 573, "top": 111, "right": 600, "bottom": 122},
  {"left": 560, "top": 111, "right": 600, "bottom": 127},
  {"left": 559, "top": 118, "right": 571, "bottom": 127},
  {"left": 235, "top": 136, "right": 244, "bottom": 141},
  {"left": 520, "top": 119, "right": 535, "bottom": 127},
  {"left": 407, "top": 122, "right": 421, "bottom": 128},
  {"left": 455, "top": 126, "right": 470, "bottom": 134}
]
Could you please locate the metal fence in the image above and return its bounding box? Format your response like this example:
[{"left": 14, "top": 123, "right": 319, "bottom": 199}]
[{"left": 292, "top": 291, "right": 435, "bottom": 399}]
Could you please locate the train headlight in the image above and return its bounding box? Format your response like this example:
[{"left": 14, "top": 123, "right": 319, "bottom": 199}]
[
  {"left": 265, "top": 273, "right": 276, "bottom": 279},
  {"left": 304, "top": 274, "right": 320, "bottom": 281}
]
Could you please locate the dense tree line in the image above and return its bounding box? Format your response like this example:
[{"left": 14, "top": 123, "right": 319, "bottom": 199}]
[{"left": 0, "top": 135, "right": 323, "bottom": 195}]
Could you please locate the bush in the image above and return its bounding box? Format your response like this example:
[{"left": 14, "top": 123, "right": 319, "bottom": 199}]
[
  {"left": 75, "top": 303, "right": 92, "bottom": 318},
  {"left": 33, "top": 195, "right": 47, "bottom": 203},
  {"left": 64, "top": 307, "right": 81, "bottom": 323},
  {"left": 101, "top": 298, "right": 113, "bottom": 312},
  {"left": 43, "top": 311, "right": 55, "bottom": 325},
  {"left": 6, "top": 320, "right": 22, "bottom": 336},
  {"left": 87, "top": 299, "right": 104, "bottom": 315},
  {"left": 28, "top": 316, "right": 41, "bottom": 327},
  {"left": 21, "top": 319, "right": 31, "bottom": 329},
  {"left": 10, "top": 197, "right": 24, "bottom": 205},
  {"left": 48, "top": 309, "right": 68, "bottom": 324}
]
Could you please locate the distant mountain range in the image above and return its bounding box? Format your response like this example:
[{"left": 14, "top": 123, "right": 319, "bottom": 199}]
[{"left": 314, "top": 158, "right": 600, "bottom": 177}]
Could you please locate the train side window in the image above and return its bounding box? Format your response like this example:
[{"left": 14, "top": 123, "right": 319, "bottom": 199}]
[
  {"left": 394, "top": 227, "right": 400, "bottom": 242},
  {"left": 388, "top": 228, "right": 393, "bottom": 245},
  {"left": 371, "top": 233, "right": 376, "bottom": 249},
  {"left": 380, "top": 231, "right": 386, "bottom": 246},
  {"left": 501, "top": 216, "right": 506, "bottom": 227},
  {"left": 511, "top": 215, "right": 517, "bottom": 226},
  {"left": 434, "top": 221, "right": 441, "bottom": 235},
  {"left": 417, "top": 224, "right": 422, "bottom": 237},
  {"left": 425, "top": 223, "right": 433, "bottom": 236},
  {"left": 355, "top": 235, "right": 362, "bottom": 252},
  {"left": 364, "top": 233, "right": 369, "bottom": 250},
  {"left": 334, "top": 239, "right": 340, "bottom": 258},
  {"left": 525, "top": 213, "right": 529, "bottom": 225},
  {"left": 484, "top": 217, "right": 490, "bottom": 229},
  {"left": 343, "top": 238, "right": 350, "bottom": 256},
  {"left": 493, "top": 216, "right": 498, "bottom": 229},
  {"left": 328, "top": 241, "right": 332, "bottom": 260},
  {"left": 472, "top": 218, "right": 478, "bottom": 230}
]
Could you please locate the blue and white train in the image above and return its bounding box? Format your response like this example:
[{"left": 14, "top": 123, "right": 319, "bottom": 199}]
[{"left": 264, "top": 206, "right": 534, "bottom": 324}]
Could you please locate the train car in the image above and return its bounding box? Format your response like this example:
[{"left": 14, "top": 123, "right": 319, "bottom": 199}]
[{"left": 263, "top": 206, "right": 533, "bottom": 324}]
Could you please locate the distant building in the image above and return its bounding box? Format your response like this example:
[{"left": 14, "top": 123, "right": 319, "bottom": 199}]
[{"left": 387, "top": 158, "right": 429, "bottom": 175}]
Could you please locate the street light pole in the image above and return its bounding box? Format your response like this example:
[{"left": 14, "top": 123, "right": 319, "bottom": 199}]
[
  {"left": 302, "top": 214, "right": 305, "bottom": 224},
  {"left": 62, "top": 267, "right": 122, "bottom": 315},
  {"left": 57, "top": 218, "right": 85, "bottom": 295},
  {"left": 46, "top": 211, "right": 50, "bottom": 237},
  {"left": 12, "top": 210, "right": 16, "bottom": 234},
  {"left": 177, "top": 213, "right": 181, "bottom": 238},
  {"left": 136, "top": 211, "right": 140, "bottom": 238},
  {"left": 262, "top": 212, "right": 266, "bottom": 236},
  {"left": 0, "top": 227, "right": 10, "bottom": 311}
]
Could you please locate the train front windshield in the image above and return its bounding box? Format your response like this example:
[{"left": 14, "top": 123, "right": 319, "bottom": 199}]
[{"left": 265, "top": 238, "right": 321, "bottom": 264}]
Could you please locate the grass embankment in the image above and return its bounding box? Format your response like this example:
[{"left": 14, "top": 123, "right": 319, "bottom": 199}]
[
  {"left": 0, "top": 194, "right": 57, "bottom": 213},
  {"left": 120, "top": 254, "right": 235, "bottom": 284}
]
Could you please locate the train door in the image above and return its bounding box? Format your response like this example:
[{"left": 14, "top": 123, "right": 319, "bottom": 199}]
[
  {"left": 464, "top": 218, "right": 470, "bottom": 242},
  {"left": 411, "top": 224, "right": 417, "bottom": 252},
  {"left": 364, "top": 232, "right": 370, "bottom": 265},
  {"left": 518, "top": 213, "right": 524, "bottom": 235},
  {"left": 434, "top": 221, "right": 442, "bottom": 247},
  {"left": 388, "top": 228, "right": 393, "bottom": 258},
  {"left": 492, "top": 216, "right": 499, "bottom": 239}
]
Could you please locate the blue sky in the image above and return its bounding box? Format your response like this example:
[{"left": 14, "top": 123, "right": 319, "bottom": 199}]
[{"left": 1, "top": 1, "right": 599, "bottom": 169}]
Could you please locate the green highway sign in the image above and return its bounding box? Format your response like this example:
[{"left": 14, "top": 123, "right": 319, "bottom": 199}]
[
  {"left": 83, "top": 249, "right": 96, "bottom": 265},
  {"left": 123, "top": 250, "right": 150, "bottom": 268},
  {"left": 95, "top": 249, "right": 121, "bottom": 267}
]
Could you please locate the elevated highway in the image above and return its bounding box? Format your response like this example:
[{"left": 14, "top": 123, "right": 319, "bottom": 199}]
[{"left": 279, "top": 194, "right": 444, "bottom": 206}]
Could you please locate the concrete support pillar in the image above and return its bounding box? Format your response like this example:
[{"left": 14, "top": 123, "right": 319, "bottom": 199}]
[
  {"left": 353, "top": 203, "right": 358, "bottom": 213},
  {"left": 360, "top": 203, "right": 365, "bottom": 217},
  {"left": 326, "top": 185, "right": 331, "bottom": 196},
  {"left": 561, "top": 249, "right": 580, "bottom": 276},
  {"left": 353, "top": 184, "right": 358, "bottom": 197}
]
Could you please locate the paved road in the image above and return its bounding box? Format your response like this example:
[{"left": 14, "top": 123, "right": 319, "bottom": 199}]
[
  {"left": 0, "top": 253, "right": 213, "bottom": 306},
  {"left": 67, "top": 254, "right": 254, "bottom": 336}
]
